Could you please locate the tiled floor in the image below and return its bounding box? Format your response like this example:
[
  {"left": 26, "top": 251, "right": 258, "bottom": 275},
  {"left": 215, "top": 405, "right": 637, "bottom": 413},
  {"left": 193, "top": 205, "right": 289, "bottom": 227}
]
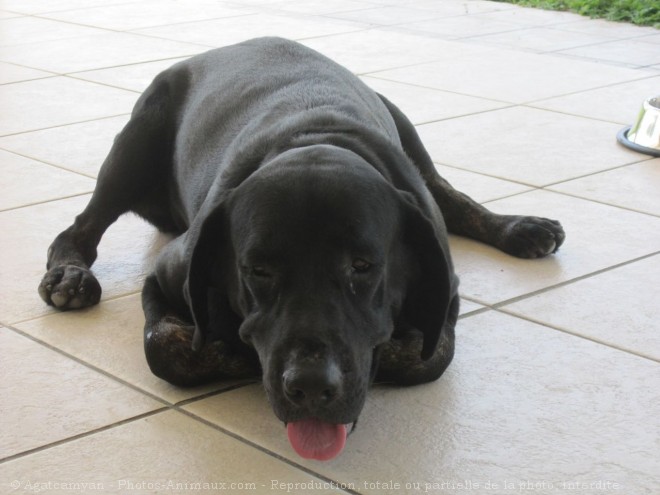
[{"left": 1, "top": 0, "right": 659, "bottom": 493}]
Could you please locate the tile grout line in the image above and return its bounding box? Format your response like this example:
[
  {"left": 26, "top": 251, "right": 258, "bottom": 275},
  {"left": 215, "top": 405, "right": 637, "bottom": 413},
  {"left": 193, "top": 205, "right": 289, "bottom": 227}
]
[
  {"left": 520, "top": 101, "right": 651, "bottom": 126},
  {"left": 525, "top": 71, "right": 660, "bottom": 106},
  {"left": 173, "top": 408, "right": 362, "bottom": 495},
  {"left": 542, "top": 35, "right": 657, "bottom": 57},
  {"left": 4, "top": 290, "right": 146, "bottom": 327},
  {"left": 431, "top": 158, "right": 659, "bottom": 216},
  {"left": 542, "top": 51, "right": 648, "bottom": 70},
  {"left": 431, "top": 161, "right": 542, "bottom": 190},
  {"left": 0, "top": 74, "right": 59, "bottom": 86},
  {"left": 542, "top": 187, "right": 660, "bottom": 220},
  {"left": 0, "top": 112, "right": 131, "bottom": 139},
  {"left": 63, "top": 73, "right": 142, "bottom": 94},
  {"left": 173, "top": 381, "right": 261, "bottom": 409},
  {"left": 545, "top": 21, "right": 660, "bottom": 41},
  {"left": 2, "top": 323, "right": 172, "bottom": 407},
  {"left": 4, "top": 0, "right": 140, "bottom": 17},
  {"left": 540, "top": 157, "right": 657, "bottom": 184},
  {"left": 363, "top": 72, "right": 515, "bottom": 104},
  {"left": 0, "top": 147, "right": 100, "bottom": 179},
  {"left": 520, "top": 101, "right": 637, "bottom": 125},
  {"left": 412, "top": 103, "right": 519, "bottom": 126},
  {"left": 63, "top": 54, "right": 194, "bottom": 75},
  {"left": 479, "top": 249, "right": 660, "bottom": 311},
  {"left": 0, "top": 191, "right": 93, "bottom": 214},
  {"left": 318, "top": 8, "right": 517, "bottom": 32},
  {"left": 457, "top": 25, "right": 614, "bottom": 53},
  {"left": 0, "top": 409, "right": 166, "bottom": 465},
  {"left": 0, "top": 71, "right": 61, "bottom": 85},
  {"left": 495, "top": 306, "right": 660, "bottom": 365},
  {"left": 457, "top": 306, "right": 492, "bottom": 320}
]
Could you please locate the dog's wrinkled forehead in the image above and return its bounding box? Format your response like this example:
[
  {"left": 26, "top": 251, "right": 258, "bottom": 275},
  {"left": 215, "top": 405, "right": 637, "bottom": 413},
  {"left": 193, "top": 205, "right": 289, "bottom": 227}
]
[{"left": 230, "top": 147, "right": 399, "bottom": 255}]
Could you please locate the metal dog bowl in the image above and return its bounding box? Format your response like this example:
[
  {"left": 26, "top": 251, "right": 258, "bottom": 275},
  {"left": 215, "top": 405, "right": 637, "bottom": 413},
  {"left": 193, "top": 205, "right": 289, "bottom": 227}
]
[{"left": 617, "top": 95, "right": 660, "bottom": 157}]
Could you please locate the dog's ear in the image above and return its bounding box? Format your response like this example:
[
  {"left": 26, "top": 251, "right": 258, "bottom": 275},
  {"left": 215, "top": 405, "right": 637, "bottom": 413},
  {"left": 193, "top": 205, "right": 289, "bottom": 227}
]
[
  {"left": 183, "top": 192, "right": 232, "bottom": 352},
  {"left": 399, "top": 192, "right": 457, "bottom": 360}
]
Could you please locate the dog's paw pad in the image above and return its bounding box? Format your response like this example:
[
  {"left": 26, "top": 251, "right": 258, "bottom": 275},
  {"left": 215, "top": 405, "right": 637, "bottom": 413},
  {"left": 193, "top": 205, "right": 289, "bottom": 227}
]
[
  {"left": 501, "top": 216, "right": 565, "bottom": 259},
  {"left": 38, "top": 265, "right": 101, "bottom": 310}
]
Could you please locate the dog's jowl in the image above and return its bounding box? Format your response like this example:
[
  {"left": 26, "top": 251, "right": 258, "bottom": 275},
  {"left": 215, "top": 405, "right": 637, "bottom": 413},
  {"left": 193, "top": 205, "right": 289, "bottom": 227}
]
[{"left": 39, "top": 37, "right": 564, "bottom": 461}]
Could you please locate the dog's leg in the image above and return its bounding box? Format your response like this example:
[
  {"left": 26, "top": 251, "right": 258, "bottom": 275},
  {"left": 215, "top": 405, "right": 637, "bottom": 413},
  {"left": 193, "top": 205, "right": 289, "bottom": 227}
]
[
  {"left": 142, "top": 274, "right": 259, "bottom": 386},
  {"left": 379, "top": 95, "right": 565, "bottom": 258},
  {"left": 39, "top": 77, "right": 180, "bottom": 310}
]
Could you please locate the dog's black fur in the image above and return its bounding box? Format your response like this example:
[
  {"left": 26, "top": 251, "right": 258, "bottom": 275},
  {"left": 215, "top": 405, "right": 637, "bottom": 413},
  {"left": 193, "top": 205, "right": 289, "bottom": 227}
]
[{"left": 39, "top": 38, "right": 564, "bottom": 427}]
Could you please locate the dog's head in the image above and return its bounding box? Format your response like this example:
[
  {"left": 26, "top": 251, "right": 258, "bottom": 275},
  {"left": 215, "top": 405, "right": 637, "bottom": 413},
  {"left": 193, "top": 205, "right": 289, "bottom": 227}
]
[{"left": 185, "top": 145, "right": 455, "bottom": 460}]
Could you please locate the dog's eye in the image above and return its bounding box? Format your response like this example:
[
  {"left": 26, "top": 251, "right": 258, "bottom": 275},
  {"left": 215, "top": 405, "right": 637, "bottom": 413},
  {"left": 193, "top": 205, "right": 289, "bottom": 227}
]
[
  {"left": 251, "top": 266, "right": 272, "bottom": 278},
  {"left": 351, "top": 259, "right": 372, "bottom": 273}
]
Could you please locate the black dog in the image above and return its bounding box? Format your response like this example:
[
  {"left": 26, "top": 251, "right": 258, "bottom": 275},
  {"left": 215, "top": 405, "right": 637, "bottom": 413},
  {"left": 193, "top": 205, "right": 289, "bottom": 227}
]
[{"left": 38, "top": 37, "right": 564, "bottom": 460}]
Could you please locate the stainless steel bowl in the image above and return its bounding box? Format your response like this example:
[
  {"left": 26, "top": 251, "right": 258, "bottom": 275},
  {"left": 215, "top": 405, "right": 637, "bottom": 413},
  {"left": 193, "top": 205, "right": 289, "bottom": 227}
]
[{"left": 617, "top": 95, "right": 660, "bottom": 157}]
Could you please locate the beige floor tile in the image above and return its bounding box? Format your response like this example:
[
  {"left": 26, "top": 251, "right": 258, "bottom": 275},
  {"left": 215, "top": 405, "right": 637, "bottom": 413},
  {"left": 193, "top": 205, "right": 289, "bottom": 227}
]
[
  {"left": 0, "top": 327, "right": 161, "bottom": 459},
  {"left": 413, "top": 0, "right": 517, "bottom": 15},
  {"left": 434, "top": 164, "right": 532, "bottom": 203},
  {"left": 0, "top": 11, "right": 22, "bottom": 19},
  {"left": 401, "top": 15, "right": 522, "bottom": 39},
  {"left": 370, "top": 0, "right": 508, "bottom": 16},
  {"left": 0, "top": 62, "right": 51, "bottom": 84},
  {"left": 640, "top": 33, "right": 660, "bottom": 44},
  {"left": 0, "top": 77, "right": 136, "bottom": 136},
  {"left": 0, "top": 150, "right": 95, "bottom": 211},
  {"left": 475, "top": 5, "right": 585, "bottom": 26},
  {"left": 0, "top": 195, "right": 166, "bottom": 324},
  {"left": 0, "top": 0, "right": 129, "bottom": 15},
  {"left": 0, "top": 16, "right": 106, "bottom": 47},
  {"left": 302, "top": 30, "right": 494, "bottom": 74},
  {"left": 43, "top": 1, "right": 252, "bottom": 31},
  {"left": 531, "top": 75, "right": 660, "bottom": 124},
  {"left": 468, "top": 26, "right": 613, "bottom": 53},
  {"left": 0, "top": 32, "right": 203, "bottom": 74},
  {"left": 503, "top": 254, "right": 660, "bottom": 361},
  {"left": 551, "top": 18, "right": 659, "bottom": 39},
  {"left": 1, "top": 410, "right": 348, "bottom": 494},
  {"left": 134, "top": 13, "right": 367, "bottom": 48},
  {"left": 372, "top": 47, "right": 652, "bottom": 103},
  {"left": 559, "top": 38, "right": 660, "bottom": 68},
  {"left": 549, "top": 159, "right": 660, "bottom": 216},
  {"left": 274, "top": 0, "right": 373, "bottom": 16},
  {"left": 181, "top": 385, "right": 294, "bottom": 463},
  {"left": 360, "top": 76, "right": 508, "bottom": 124},
  {"left": 450, "top": 190, "right": 660, "bottom": 304},
  {"left": 15, "top": 294, "right": 253, "bottom": 403},
  {"left": 328, "top": 5, "right": 444, "bottom": 25},
  {"left": 0, "top": 115, "right": 129, "bottom": 178},
  {"left": 416, "top": 106, "right": 641, "bottom": 186},
  {"left": 184, "top": 311, "right": 660, "bottom": 492},
  {"left": 73, "top": 58, "right": 188, "bottom": 93}
]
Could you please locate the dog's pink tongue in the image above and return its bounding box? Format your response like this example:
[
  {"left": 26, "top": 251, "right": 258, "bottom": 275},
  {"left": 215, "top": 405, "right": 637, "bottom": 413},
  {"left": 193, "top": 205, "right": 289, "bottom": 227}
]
[{"left": 287, "top": 419, "right": 347, "bottom": 461}]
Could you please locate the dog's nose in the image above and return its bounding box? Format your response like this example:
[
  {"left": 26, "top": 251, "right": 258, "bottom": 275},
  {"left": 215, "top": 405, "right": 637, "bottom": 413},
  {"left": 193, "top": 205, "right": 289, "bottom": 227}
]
[{"left": 282, "top": 361, "right": 342, "bottom": 408}]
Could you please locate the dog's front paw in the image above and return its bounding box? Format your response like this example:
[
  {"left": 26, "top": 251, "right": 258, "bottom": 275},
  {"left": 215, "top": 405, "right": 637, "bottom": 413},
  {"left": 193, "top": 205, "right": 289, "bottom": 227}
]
[
  {"left": 38, "top": 265, "right": 102, "bottom": 310},
  {"left": 144, "top": 317, "right": 259, "bottom": 387},
  {"left": 500, "top": 216, "right": 565, "bottom": 259}
]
